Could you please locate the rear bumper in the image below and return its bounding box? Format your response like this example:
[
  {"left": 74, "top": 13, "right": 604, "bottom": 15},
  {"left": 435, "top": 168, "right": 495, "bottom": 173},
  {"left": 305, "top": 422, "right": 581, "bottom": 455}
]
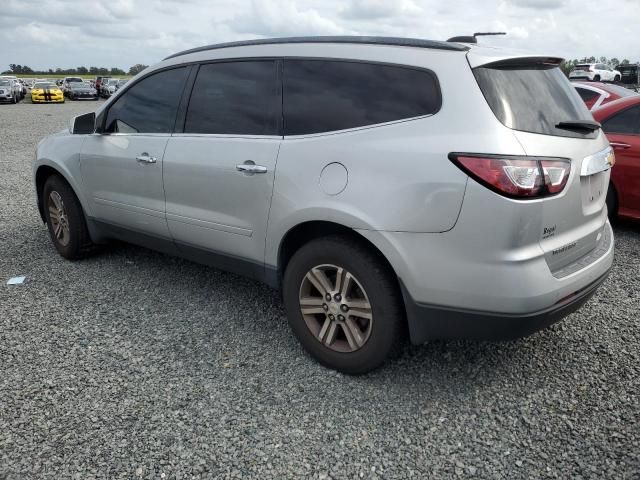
[{"left": 400, "top": 268, "right": 610, "bottom": 343}]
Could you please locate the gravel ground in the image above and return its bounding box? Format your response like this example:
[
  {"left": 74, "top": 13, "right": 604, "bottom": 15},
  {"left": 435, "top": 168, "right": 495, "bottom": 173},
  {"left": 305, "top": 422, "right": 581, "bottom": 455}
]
[{"left": 0, "top": 101, "right": 638, "bottom": 480}]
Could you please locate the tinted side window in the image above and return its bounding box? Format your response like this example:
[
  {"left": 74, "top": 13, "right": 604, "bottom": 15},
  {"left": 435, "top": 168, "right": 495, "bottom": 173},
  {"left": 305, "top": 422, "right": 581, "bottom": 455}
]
[
  {"left": 602, "top": 106, "right": 640, "bottom": 134},
  {"left": 104, "top": 67, "right": 187, "bottom": 134},
  {"left": 283, "top": 60, "right": 440, "bottom": 135},
  {"left": 184, "top": 61, "right": 280, "bottom": 135},
  {"left": 576, "top": 87, "right": 599, "bottom": 102}
]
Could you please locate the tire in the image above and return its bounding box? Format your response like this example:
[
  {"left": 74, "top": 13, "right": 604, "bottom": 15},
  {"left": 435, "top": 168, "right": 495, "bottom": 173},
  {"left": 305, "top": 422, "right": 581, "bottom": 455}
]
[
  {"left": 11, "top": 95, "right": 16, "bottom": 104},
  {"left": 593, "top": 75, "right": 600, "bottom": 82},
  {"left": 42, "top": 175, "right": 94, "bottom": 259},
  {"left": 614, "top": 75, "right": 621, "bottom": 82},
  {"left": 606, "top": 185, "right": 617, "bottom": 220},
  {"left": 283, "top": 235, "right": 405, "bottom": 374}
]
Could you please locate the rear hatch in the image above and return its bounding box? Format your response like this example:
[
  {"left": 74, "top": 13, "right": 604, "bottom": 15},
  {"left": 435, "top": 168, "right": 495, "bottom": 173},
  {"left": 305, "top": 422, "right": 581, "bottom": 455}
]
[
  {"left": 571, "top": 64, "right": 592, "bottom": 75},
  {"left": 471, "top": 56, "right": 612, "bottom": 275}
]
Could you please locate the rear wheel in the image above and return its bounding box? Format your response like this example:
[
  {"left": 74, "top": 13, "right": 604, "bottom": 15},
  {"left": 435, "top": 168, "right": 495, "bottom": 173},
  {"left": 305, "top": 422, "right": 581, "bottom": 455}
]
[
  {"left": 42, "top": 175, "right": 94, "bottom": 259},
  {"left": 283, "top": 235, "right": 405, "bottom": 374},
  {"left": 593, "top": 74, "right": 601, "bottom": 82},
  {"left": 614, "top": 75, "right": 621, "bottom": 82}
]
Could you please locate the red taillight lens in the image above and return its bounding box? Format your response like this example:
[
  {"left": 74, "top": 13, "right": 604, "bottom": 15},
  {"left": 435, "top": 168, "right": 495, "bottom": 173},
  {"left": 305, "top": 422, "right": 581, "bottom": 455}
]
[{"left": 450, "top": 154, "right": 571, "bottom": 199}]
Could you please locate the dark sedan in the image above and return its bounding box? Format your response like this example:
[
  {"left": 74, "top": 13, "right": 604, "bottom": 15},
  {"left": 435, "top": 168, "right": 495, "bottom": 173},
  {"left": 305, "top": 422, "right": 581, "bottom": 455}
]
[{"left": 66, "top": 82, "right": 98, "bottom": 100}]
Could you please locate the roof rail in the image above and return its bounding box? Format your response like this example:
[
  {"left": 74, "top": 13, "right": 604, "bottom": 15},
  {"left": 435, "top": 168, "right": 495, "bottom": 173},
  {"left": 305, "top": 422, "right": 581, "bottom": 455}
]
[{"left": 164, "top": 36, "right": 469, "bottom": 60}]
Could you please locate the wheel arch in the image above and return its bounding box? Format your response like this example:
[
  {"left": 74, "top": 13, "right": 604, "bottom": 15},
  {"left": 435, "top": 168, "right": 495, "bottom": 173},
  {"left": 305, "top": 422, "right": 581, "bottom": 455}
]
[
  {"left": 277, "top": 221, "right": 402, "bottom": 295},
  {"left": 35, "top": 164, "right": 91, "bottom": 223}
]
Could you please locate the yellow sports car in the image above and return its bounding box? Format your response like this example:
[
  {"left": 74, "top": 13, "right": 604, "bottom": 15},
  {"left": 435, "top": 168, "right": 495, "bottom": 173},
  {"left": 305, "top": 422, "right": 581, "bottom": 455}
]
[{"left": 31, "top": 82, "right": 64, "bottom": 103}]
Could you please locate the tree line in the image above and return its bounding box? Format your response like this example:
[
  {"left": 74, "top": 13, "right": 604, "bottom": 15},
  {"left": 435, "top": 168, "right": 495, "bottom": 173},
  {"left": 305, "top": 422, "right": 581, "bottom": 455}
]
[
  {"left": 560, "top": 57, "right": 637, "bottom": 76},
  {"left": 2, "top": 63, "right": 149, "bottom": 76}
]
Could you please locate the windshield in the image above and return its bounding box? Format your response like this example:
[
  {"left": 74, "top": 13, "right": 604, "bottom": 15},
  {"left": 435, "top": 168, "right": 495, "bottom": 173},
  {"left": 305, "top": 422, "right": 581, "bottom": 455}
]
[
  {"left": 474, "top": 64, "right": 596, "bottom": 139},
  {"left": 67, "top": 78, "right": 83, "bottom": 82},
  {"left": 0, "top": 80, "right": 10, "bottom": 86},
  {"left": 70, "top": 82, "right": 89, "bottom": 89},
  {"left": 35, "top": 83, "right": 55, "bottom": 89}
]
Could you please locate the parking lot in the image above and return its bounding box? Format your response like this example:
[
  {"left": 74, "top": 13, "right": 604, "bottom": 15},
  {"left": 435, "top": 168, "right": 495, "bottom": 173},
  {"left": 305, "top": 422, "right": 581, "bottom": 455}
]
[{"left": 0, "top": 101, "right": 638, "bottom": 479}]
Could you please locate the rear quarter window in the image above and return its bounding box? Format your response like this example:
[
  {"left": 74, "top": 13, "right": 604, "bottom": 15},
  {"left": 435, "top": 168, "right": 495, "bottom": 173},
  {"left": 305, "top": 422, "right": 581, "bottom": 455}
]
[
  {"left": 283, "top": 60, "right": 441, "bottom": 135},
  {"left": 474, "top": 64, "right": 596, "bottom": 139}
]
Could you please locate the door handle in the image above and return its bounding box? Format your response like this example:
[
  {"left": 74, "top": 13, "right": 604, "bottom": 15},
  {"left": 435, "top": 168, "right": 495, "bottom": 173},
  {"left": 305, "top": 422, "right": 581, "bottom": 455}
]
[
  {"left": 236, "top": 161, "right": 267, "bottom": 174},
  {"left": 136, "top": 153, "right": 157, "bottom": 164},
  {"left": 610, "top": 142, "right": 631, "bottom": 150}
]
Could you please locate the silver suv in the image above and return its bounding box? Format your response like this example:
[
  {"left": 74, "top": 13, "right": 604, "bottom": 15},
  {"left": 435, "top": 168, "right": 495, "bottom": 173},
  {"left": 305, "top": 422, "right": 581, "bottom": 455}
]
[{"left": 33, "top": 37, "right": 614, "bottom": 373}]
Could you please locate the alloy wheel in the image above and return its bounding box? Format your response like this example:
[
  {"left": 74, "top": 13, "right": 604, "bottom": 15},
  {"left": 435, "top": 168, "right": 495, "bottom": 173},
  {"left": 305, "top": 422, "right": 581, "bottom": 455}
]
[
  {"left": 299, "top": 264, "right": 373, "bottom": 353},
  {"left": 47, "top": 191, "right": 71, "bottom": 246}
]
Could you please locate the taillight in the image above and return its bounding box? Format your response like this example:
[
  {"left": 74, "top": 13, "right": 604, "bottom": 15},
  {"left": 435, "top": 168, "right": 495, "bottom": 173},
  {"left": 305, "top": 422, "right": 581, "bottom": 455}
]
[{"left": 449, "top": 153, "right": 571, "bottom": 199}]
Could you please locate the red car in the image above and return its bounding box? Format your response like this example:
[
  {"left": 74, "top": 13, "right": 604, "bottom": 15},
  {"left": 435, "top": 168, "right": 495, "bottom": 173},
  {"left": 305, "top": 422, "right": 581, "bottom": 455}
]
[
  {"left": 573, "top": 81, "right": 638, "bottom": 110},
  {"left": 593, "top": 96, "right": 640, "bottom": 220}
]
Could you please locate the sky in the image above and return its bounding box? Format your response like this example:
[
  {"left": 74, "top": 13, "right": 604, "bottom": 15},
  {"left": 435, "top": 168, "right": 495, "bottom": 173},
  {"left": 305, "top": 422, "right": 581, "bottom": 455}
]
[{"left": 0, "top": 0, "right": 638, "bottom": 71}]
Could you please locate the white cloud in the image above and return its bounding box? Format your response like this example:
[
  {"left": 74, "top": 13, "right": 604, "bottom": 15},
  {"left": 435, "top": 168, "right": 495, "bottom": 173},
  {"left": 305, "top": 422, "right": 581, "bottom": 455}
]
[
  {"left": 0, "top": 0, "right": 638, "bottom": 71},
  {"left": 226, "top": 0, "right": 348, "bottom": 37},
  {"left": 341, "top": 0, "right": 422, "bottom": 20}
]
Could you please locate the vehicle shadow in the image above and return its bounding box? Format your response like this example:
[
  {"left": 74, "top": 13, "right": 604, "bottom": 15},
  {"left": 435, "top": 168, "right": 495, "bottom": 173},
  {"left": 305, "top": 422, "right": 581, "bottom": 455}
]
[{"left": 5, "top": 220, "right": 625, "bottom": 403}]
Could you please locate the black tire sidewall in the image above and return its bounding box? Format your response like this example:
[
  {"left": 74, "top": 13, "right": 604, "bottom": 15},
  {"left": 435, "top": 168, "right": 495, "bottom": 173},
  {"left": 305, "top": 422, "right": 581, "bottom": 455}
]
[
  {"left": 42, "top": 176, "right": 89, "bottom": 259},
  {"left": 283, "top": 236, "right": 403, "bottom": 374}
]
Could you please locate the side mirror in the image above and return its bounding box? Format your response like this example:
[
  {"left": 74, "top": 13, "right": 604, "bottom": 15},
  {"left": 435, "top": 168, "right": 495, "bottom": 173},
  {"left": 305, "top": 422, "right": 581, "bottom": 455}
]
[{"left": 70, "top": 112, "right": 96, "bottom": 134}]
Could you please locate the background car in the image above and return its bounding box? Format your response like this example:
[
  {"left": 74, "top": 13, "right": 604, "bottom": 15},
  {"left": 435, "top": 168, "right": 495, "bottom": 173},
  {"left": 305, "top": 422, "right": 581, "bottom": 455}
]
[
  {"left": 572, "top": 81, "right": 638, "bottom": 110},
  {"left": 94, "top": 76, "right": 111, "bottom": 95},
  {"left": 31, "top": 81, "right": 64, "bottom": 104},
  {"left": 616, "top": 63, "right": 639, "bottom": 87},
  {"left": 0, "top": 78, "right": 22, "bottom": 103},
  {"left": 593, "top": 96, "right": 640, "bottom": 220},
  {"left": 100, "top": 78, "right": 120, "bottom": 98},
  {"left": 115, "top": 79, "right": 128, "bottom": 91},
  {"left": 66, "top": 81, "right": 98, "bottom": 100},
  {"left": 569, "top": 63, "right": 621, "bottom": 82},
  {"left": 61, "top": 76, "right": 84, "bottom": 92}
]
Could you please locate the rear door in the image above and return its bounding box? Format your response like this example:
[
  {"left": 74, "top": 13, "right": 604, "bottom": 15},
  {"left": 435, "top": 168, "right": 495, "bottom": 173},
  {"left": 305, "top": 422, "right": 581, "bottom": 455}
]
[
  {"left": 162, "top": 60, "right": 282, "bottom": 269},
  {"left": 473, "top": 59, "right": 611, "bottom": 274},
  {"left": 80, "top": 66, "right": 189, "bottom": 238},
  {"left": 602, "top": 105, "right": 640, "bottom": 216}
]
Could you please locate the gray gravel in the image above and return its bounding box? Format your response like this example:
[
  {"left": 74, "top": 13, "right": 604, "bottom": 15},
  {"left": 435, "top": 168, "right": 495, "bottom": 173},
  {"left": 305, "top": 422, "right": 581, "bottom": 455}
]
[{"left": 0, "top": 101, "right": 639, "bottom": 480}]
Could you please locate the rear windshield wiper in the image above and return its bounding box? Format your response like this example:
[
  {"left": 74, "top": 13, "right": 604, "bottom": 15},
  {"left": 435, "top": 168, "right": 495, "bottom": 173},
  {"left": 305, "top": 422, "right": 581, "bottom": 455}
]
[{"left": 555, "top": 120, "right": 601, "bottom": 133}]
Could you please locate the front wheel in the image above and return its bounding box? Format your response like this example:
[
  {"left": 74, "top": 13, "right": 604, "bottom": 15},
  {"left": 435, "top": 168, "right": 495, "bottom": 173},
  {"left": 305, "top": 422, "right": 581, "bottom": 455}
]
[
  {"left": 614, "top": 75, "right": 621, "bottom": 82},
  {"left": 42, "top": 175, "right": 94, "bottom": 259},
  {"left": 283, "top": 235, "right": 405, "bottom": 374}
]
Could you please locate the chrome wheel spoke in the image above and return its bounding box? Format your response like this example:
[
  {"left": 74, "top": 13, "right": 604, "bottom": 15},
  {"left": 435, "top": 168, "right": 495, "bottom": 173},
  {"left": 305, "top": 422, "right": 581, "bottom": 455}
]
[
  {"left": 339, "top": 272, "right": 353, "bottom": 298},
  {"left": 318, "top": 317, "right": 332, "bottom": 343},
  {"left": 306, "top": 268, "right": 333, "bottom": 297},
  {"left": 349, "top": 307, "right": 372, "bottom": 320},
  {"left": 342, "top": 318, "right": 365, "bottom": 350},
  {"left": 323, "top": 321, "right": 338, "bottom": 346},
  {"left": 54, "top": 223, "right": 63, "bottom": 239}
]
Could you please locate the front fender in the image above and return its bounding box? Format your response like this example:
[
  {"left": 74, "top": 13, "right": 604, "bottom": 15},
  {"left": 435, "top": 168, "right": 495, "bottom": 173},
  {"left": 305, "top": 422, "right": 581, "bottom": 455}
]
[{"left": 34, "top": 133, "right": 92, "bottom": 219}]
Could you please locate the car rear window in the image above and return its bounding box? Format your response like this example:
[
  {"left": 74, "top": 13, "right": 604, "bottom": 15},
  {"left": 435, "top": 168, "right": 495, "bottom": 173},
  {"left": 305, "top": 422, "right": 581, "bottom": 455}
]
[
  {"left": 575, "top": 87, "right": 600, "bottom": 102},
  {"left": 604, "top": 84, "right": 637, "bottom": 98},
  {"left": 474, "top": 63, "right": 596, "bottom": 139},
  {"left": 283, "top": 60, "right": 441, "bottom": 135}
]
